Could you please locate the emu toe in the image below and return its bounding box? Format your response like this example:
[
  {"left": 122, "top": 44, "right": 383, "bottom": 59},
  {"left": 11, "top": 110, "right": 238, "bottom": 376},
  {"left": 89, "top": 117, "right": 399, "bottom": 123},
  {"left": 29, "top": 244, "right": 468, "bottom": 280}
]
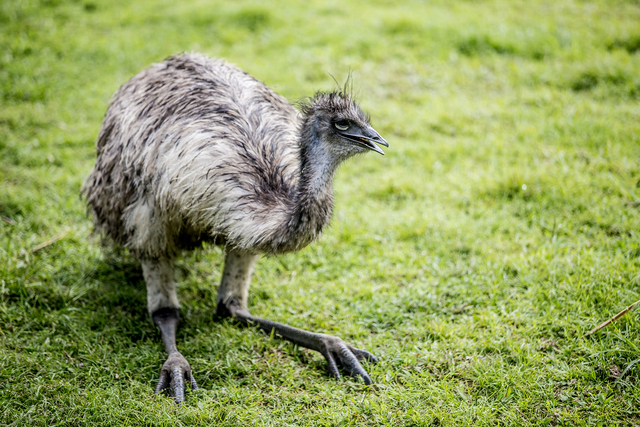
[
  {"left": 317, "top": 334, "right": 378, "bottom": 385},
  {"left": 155, "top": 351, "right": 198, "bottom": 404}
]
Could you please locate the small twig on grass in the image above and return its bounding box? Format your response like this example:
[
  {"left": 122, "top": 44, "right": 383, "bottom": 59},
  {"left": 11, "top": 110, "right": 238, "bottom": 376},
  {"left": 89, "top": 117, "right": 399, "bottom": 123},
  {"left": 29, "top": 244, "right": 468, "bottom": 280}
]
[
  {"left": 1, "top": 216, "right": 16, "bottom": 225},
  {"left": 584, "top": 299, "right": 640, "bottom": 337},
  {"left": 451, "top": 303, "right": 472, "bottom": 314},
  {"left": 31, "top": 231, "right": 68, "bottom": 253}
]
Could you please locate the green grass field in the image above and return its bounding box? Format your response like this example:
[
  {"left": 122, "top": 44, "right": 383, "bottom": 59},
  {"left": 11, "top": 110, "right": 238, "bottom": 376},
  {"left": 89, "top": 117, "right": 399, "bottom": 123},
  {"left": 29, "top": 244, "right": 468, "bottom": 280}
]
[{"left": 2, "top": 0, "right": 640, "bottom": 425}]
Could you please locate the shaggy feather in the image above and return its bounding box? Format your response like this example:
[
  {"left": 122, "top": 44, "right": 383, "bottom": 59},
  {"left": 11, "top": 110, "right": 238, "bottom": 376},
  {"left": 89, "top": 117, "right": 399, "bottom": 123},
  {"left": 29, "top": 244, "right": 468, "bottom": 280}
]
[{"left": 81, "top": 53, "right": 375, "bottom": 259}]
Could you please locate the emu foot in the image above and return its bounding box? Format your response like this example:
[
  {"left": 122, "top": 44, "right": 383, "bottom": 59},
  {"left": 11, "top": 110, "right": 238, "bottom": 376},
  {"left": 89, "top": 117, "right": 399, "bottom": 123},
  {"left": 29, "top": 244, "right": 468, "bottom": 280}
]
[
  {"left": 316, "top": 334, "right": 378, "bottom": 385},
  {"left": 155, "top": 351, "right": 198, "bottom": 404},
  {"left": 215, "top": 299, "right": 233, "bottom": 319},
  {"left": 221, "top": 298, "right": 378, "bottom": 384}
]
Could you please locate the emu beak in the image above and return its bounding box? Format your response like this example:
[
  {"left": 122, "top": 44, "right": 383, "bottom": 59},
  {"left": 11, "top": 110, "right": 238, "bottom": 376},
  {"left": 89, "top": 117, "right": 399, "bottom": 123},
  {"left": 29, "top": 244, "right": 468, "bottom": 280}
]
[{"left": 342, "top": 125, "right": 389, "bottom": 155}]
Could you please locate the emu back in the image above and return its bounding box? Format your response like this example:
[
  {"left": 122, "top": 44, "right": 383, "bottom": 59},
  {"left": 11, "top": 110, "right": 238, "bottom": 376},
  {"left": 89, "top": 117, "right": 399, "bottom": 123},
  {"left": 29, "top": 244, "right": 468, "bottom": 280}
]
[{"left": 82, "top": 54, "right": 302, "bottom": 258}]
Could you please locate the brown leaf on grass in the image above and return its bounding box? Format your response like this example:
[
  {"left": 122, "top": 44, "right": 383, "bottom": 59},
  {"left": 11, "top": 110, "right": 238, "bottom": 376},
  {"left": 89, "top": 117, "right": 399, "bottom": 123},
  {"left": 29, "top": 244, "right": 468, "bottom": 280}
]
[
  {"left": 595, "top": 364, "right": 622, "bottom": 382},
  {"left": 539, "top": 339, "right": 559, "bottom": 351},
  {"left": 609, "top": 364, "right": 622, "bottom": 380}
]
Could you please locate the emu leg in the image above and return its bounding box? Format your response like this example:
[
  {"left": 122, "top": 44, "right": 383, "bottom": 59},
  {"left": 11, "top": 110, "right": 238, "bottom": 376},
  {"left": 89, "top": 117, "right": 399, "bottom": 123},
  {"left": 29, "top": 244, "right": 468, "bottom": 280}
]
[
  {"left": 216, "top": 250, "right": 377, "bottom": 384},
  {"left": 141, "top": 258, "right": 198, "bottom": 403}
]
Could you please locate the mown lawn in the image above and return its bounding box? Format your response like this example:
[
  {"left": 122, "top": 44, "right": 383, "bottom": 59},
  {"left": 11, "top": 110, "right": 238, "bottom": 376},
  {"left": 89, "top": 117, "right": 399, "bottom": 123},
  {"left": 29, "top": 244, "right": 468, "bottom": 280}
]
[{"left": 1, "top": 0, "right": 640, "bottom": 425}]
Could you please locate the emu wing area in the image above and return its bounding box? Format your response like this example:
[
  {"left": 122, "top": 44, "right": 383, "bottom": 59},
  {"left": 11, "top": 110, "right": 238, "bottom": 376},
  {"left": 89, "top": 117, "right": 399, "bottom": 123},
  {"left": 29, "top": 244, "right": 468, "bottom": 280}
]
[{"left": 82, "top": 54, "right": 302, "bottom": 258}]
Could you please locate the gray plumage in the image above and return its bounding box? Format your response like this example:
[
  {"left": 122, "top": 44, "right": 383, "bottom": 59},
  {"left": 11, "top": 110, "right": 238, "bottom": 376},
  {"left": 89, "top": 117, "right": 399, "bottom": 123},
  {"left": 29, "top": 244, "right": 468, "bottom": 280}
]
[
  {"left": 82, "top": 53, "right": 388, "bottom": 403},
  {"left": 82, "top": 53, "right": 378, "bottom": 258}
]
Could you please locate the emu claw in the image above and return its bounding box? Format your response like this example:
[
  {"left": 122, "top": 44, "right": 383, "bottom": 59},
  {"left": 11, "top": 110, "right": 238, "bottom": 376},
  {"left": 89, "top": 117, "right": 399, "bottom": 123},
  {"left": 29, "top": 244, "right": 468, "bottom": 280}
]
[
  {"left": 317, "top": 335, "right": 377, "bottom": 385},
  {"left": 155, "top": 351, "right": 198, "bottom": 404}
]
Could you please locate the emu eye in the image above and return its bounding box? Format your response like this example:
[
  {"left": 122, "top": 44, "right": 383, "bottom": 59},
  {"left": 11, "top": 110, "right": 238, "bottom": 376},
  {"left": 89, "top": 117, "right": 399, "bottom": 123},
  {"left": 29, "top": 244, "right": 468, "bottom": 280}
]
[{"left": 334, "top": 120, "right": 349, "bottom": 131}]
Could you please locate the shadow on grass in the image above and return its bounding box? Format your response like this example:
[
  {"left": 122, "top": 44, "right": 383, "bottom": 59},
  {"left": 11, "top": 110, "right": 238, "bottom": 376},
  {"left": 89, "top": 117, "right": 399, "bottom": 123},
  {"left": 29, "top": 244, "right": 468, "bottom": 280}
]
[
  {"left": 75, "top": 253, "right": 155, "bottom": 343},
  {"left": 78, "top": 250, "right": 223, "bottom": 344}
]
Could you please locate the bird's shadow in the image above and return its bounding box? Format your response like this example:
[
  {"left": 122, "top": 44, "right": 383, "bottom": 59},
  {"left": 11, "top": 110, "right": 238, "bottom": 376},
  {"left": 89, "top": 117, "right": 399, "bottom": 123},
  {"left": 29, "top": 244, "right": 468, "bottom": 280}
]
[
  {"left": 79, "top": 252, "right": 154, "bottom": 343},
  {"left": 79, "top": 249, "right": 222, "bottom": 343}
]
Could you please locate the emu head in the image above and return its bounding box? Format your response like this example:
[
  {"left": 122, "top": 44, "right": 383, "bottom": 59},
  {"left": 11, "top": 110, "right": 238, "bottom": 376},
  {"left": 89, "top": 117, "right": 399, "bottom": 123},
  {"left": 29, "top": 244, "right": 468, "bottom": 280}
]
[{"left": 300, "top": 91, "right": 388, "bottom": 162}]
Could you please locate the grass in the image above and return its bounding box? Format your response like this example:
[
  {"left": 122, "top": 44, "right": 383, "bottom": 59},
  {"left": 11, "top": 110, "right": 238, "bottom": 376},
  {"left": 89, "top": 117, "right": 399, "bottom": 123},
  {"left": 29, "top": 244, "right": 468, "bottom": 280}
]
[{"left": 1, "top": 0, "right": 640, "bottom": 425}]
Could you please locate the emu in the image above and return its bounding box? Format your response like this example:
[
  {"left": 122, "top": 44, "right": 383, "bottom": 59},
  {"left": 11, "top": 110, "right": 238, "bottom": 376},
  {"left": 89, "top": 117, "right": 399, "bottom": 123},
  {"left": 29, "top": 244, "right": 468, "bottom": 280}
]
[{"left": 82, "top": 53, "right": 388, "bottom": 403}]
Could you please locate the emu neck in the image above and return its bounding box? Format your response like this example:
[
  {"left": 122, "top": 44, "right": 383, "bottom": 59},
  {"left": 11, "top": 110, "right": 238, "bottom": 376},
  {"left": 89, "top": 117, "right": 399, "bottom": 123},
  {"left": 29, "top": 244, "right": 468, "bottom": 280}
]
[
  {"left": 287, "top": 128, "right": 339, "bottom": 249},
  {"left": 300, "top": 140, "right": 338, "bottom": 205}
]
